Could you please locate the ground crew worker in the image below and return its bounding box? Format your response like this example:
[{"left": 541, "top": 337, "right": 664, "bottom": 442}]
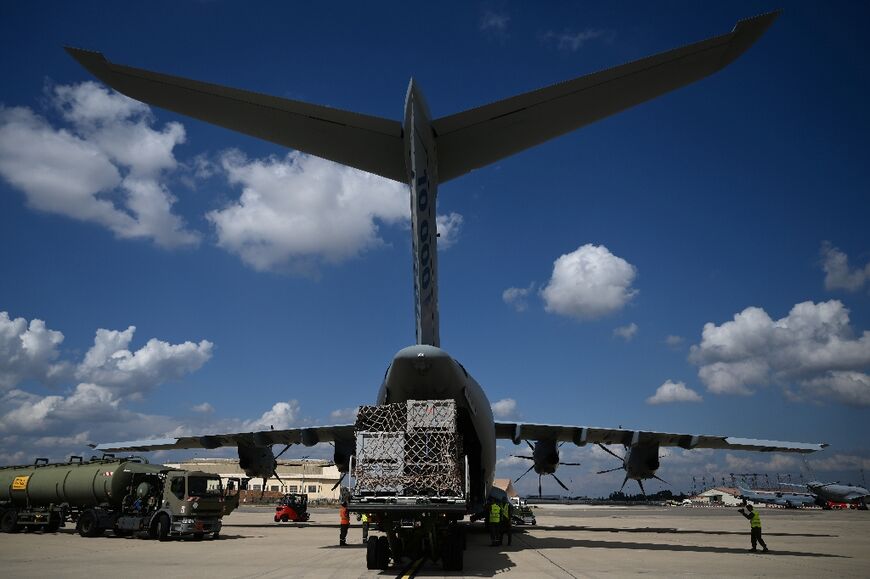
[
  {"left": 339, "top": 501, "right": 350, "bottom": 546},
  {"left": 361, "top": 512, "right": 369, "bottom": 543},
  {"left": 737, "top": 503, "right": 769, "bottom": 553},
  {"left": 488, "top": 498, "right": 502, "bottom": 546},
  {"left": 501, "top": 499, "right": 512, "bottom": 546}
]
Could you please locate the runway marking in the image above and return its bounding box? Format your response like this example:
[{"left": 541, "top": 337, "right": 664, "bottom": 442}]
[
  {"left": 396, "top": 557, "right": 424, "bottom": 579},
  {"left": 515, "top": 534, "right": 580, "bottom": 579}
]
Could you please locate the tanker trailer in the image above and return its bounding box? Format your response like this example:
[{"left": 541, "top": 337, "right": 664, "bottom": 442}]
[{"left": 1, "top": 456, "right": 238, "bottom": 540}]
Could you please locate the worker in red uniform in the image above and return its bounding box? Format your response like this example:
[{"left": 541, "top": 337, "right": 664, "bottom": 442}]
[{"left": 339, "top": 501, "right": 350, "bottom": 546}]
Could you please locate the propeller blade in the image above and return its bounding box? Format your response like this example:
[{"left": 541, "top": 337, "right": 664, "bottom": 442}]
[
  {"left": 538, "top": 474, "right": 542, "bottom": 498},
  {"left": 596, "top": 467, "right": 624, "bottom": 475},
  {"left": 619, "top": 473, "right": 630, "bottom": 492},
  {"left": 638, "top": 479, "right": 646, "bottom": 497},
  {"left": 515, "top": 464, "right": 535, "bottom": 484},
  {"left": 273, "top": 469, "right": 284, "bottom": 485},
  {"left": 653, "top": 474, "right": 669, "bottom": 485},
  {"left": 511, "top": 455, "right": 534, "bottom": 460},
  {"left": 597, "top": 443, "right": 624, "bottom": 461},
  {"left": 260, "top": 477, "right": 268, "bottom": 499},
  {"left": 559, "top": 462, "right": 582, "bottom": 466},
  {"left": 551, "top": 473, "right": 570, "bottom": 493},
  {"left": 274, "top": 444, "right": 292, "bottom": 459},
  {"left": 331, "top": 471, "right": 347, "bottom": 491},
  {"left": 525, "top": 440, "right": 535, "bottom": 452}
]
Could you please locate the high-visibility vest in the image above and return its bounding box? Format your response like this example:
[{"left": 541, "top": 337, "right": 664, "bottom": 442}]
[
  {"left": 339, "top": 506, "right": 350, "bottom": 525},
  {"left": 750, "top": 511, "right": 761, "bottom": 528},
  {"left": 501, "top": 503, "right": 510, "bottom": 524},
  {"left": 489, "top": 503, "right": 501, "bottom": 523},
  {"left": 361, "top": 514, "right": 369, "bottom": 523}
]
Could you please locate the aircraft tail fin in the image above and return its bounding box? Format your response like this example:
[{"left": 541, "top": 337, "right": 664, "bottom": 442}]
[
  {"left": 433, "top": 11, "right": 780, "bottom": 182},
  {"left": 64, "top": 47, "right": 406, "bottom": 182}
]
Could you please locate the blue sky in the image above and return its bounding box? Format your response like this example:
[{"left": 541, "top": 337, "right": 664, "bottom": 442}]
[{"left": 1, "top": 1, "right": 868, "bottom": 497}]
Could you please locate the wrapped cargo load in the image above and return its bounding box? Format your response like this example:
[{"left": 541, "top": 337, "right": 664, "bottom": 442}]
[{"left": 354, "top": 400, "right": 464, "bottom": 497}]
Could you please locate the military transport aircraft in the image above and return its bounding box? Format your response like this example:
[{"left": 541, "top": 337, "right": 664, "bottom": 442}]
[
  {"left": 784, "top": 481, "right": 870, "bottom": 509},
  {"left": 70, "top": 11, "right": 826, "bottom": 510}
]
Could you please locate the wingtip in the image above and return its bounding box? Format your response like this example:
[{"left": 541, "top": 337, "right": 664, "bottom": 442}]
[
  {"left": 733, "top": 9, "right": 782, "bottom": 35},
  {"left": 64, "top": 46, "right": 111, "bottom": 78}
]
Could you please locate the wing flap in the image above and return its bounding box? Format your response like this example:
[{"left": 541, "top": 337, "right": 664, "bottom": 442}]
[
  {"left": 65, "top": 48, "right": 406, "bottom": 182},
  {"left": 433, "top": 11, "right": 779, "bottom": 182},
  {"left": 494, "top": 422, "right": 827, "bottom": 453},
  {"left": 92, "top": 424, "right": 355, "bottom": 453}
]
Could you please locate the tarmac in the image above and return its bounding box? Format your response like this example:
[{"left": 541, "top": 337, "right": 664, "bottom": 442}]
[{"left": 1, "top": 504, "right": 868, "bottom": 578}]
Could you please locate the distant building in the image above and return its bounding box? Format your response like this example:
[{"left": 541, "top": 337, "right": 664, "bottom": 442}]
[
  {"left": 492, "top": 479, "right": 519, "bottom": 499},
  {"left": 691, "top": 487, "right": 744, "bottom": 506},
  {"left": 167, "top": 458, "right": 342, "bottom": 501}
]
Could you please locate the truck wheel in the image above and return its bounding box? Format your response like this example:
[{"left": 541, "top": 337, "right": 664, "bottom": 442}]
[
  {"left": 281, "top": 515, "right": 289, "bottom": 522},
  {"left": 376, "top": 535, "right": 390, "bottom": 570},
  {"left": 212, "top": 530, "right": 221, "bottom": 540},
  {"left": 193, "top": 532, "right": 204, "bottom": 541},
  {"left": 77, "top": 510, "right": 101, "bottom": 538},
  {"left": 1, "top": 509, "right": 20, "bottom": 533},
  {"left": 442, "top": 534, "right": 463, "bottom": 571},
  {"left": 366, "top": 537, "right": 379, "bottom": 569},
  {"left": 156, "top": 514, "right": 170, "bottom": 541},
  {"left": 46, "top": 512, "right": 62, "bottom": 533}
]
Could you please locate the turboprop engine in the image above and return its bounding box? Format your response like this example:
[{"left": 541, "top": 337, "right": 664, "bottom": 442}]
[
  {"left": 513, "top": 440, "right": 581, "bottom": 497},
  {"left": 596, "top": 441, "right": 666, "bottom": 495},
  {"left": 237, "top": 442, "right": 294, "bottom": 495}
]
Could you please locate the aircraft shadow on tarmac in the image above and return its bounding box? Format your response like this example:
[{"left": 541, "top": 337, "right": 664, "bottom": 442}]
[
  {"left": 512, "top": 534, "right": 848, "bottom": 558},
  {"left": 534, "top": 525, "right": 835, "bottom": 538}
]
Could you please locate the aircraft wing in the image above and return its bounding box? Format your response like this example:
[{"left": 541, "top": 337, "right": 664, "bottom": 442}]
[
  {"left": 64, "top": 48, "right": 406, "bottom": 182},
  {"left": 91, "top": 424, "right": 355, "bottom": 452},
  {"left": 433, "top": 11, "right": 780, "bottom": 182},
  {"left": 493, "top": 421, "right": 827, "bottom": 453}
]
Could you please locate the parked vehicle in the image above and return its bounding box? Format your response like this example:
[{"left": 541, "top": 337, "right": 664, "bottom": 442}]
[{"left": 274, "top": 493, "right": 310, "bottom": 522}]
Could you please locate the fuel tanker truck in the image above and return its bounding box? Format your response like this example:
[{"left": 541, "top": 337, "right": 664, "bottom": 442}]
[{"left": 0, "top": 455, "right": 243, "bottom": 539}]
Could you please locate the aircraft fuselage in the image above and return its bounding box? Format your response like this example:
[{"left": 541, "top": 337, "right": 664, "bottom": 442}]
[{"left": 377, "top": 345, "right": 496, "bottom": 510}]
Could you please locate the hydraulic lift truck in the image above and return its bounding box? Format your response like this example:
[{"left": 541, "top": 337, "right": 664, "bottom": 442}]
[{"left": 347, "top": 400, "right": 469, "bottom": 571}]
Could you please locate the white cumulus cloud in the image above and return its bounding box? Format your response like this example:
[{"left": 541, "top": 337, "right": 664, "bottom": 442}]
[
  {"left": 75, "top": 326, "right": 213, "bottom": 398},
  {"left": 436, "top": 212, "right": 464, "bottom": 249},
  {"left": 192, "top": 402, "right": 214, "bottom": 414},
  {"left": 0, "top": 82, "right": 199, "bottom": 248},
  {"left": 491, "top": 398, "right": 520, "bottom": 420},
  {"left": 330, "top": 407, "right": 359, "bottom": 423},
  {"left": 206, "top": 150, "right": 408, "bottom": 273},
  {"left": 480, "top": 10, "right": 509, "bottom": 32},
  {"left": 542, "top": 29, "right": 610, "bottom": 52},
  {"left": 502, "top": 283, "right": 535, "bottom": 312},
  {"left": 820, "top": 241, "right": 870, "bottom": 292},
  {"left": 689, "top": 300, "right": 870, "bottom": 405},
  {"left": 540, "top": 244, "right": 638, "bottom": 320},
  {"left": 613, "top": 322, "right": 638, "bottom": 341},
  {"left": 665, "top": 335, "right": 685, "bottom": 349},
  {"left": 646, "top": 380, "right": 703, "bottom": 405},
  {"left": 0, "top": 312, "right": 70, "bottom": 390},
  {"left": 241, "top": 400, "right": 301, "bottom": 431}
]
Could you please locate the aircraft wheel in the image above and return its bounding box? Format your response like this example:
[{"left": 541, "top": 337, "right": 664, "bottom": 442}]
[
  {"left": 366, "top": 536, "right": 379, "bottom": 569},
  {"left": 1, "top": 509, "right": 20, "bottom": 533},
  {"left": 376, "top": 535, "right": 391, "bottom": 569}
]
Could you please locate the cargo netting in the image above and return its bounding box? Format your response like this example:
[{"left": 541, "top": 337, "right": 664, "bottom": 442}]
[{"left": 353, "top": 400, "right": 464, "bottom": 496}]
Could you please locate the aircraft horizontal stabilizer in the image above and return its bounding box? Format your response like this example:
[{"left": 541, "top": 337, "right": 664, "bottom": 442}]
[
  {"left": 92, "top": 423, "right": 355, "bottom": 452},
  {"left": 64, "top": 47, "right": 406, "bottom": 182},
  {"left": 433, "top": 11, "right": 780, "bottom": 182}
]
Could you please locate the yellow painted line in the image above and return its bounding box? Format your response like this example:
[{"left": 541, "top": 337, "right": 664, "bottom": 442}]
[{"left": 398, "top": 557, "right": 424, "bottom": 579}]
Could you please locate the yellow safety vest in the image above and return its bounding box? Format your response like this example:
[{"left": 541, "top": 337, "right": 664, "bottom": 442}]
[
  {"left": 489, "top": 503, "right": 501, "bottom": 523},
  {"left": 361, "top": 514, "right": 368, "bottom": 523},
  {"left": 750, "top": 511, "right": 762, "bottom": 528},
  {"left": 501, "top": 504, "right": 510, "bottom": 524}
]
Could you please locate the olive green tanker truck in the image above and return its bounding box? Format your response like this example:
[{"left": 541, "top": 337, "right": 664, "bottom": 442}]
[{"left": 0, "top": 456, "right": 243, "bottom": 540}]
